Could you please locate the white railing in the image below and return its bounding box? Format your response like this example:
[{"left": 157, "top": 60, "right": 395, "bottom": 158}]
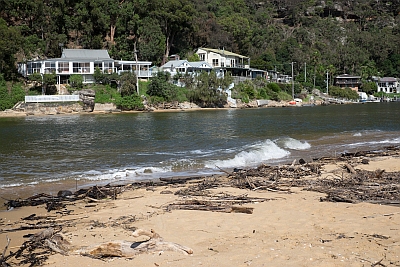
[{"left": 25, "top": 95, "right": 80, "bottom": 103}]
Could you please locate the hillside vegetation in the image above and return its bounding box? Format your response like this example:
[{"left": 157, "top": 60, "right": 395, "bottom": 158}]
[{"left": 0, "top": 0, "right": 399, "bottom": 87}]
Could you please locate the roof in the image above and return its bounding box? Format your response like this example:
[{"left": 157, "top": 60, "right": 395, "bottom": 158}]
[
  {"left": 189, "top": 61, "right": 212, "bottom": 69},
  {"left": 117, "top": 60, "right": 152, "bottom": 65},
  {"left": 379, "top": 77, "right": 397, "bottom": 82},
  {"left": 198, "top": 48, "right": 249, "bottom": 59},
  {"left": 335, "top": 74, "right": 361, "bottom": 79},
  {"left": 61, "top": 49, "right": 111, "bottom": 60},
  {"left": 161, "top": 60, "right": 189, "bottom": 69}
]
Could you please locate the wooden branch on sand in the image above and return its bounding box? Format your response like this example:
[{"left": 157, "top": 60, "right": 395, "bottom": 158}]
[
  {"left": 344, "top": 163, "right": 357, "bottom": 174},
  {"left": 76, "top": 229, "right": 193, "bottom": 258}
]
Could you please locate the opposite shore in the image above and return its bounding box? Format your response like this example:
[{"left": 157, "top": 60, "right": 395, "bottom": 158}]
[{"left": 0, "top": 98, "right": 341, "bottom": 118}]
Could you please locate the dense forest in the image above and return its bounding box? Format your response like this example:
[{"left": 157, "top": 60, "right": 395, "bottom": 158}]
[{"left": 0, "top": 0, "right": 400, "bottom": 84}]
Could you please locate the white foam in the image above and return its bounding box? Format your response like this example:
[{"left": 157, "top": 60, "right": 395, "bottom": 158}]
[
  {"left": 347, "top": 137, "right": 400, "bottom": 147},
  {"left": 205, "top": 140, "right": 290, "bottom": 169},
  {"left": 280, "top": 137, "right": 311, "bottom": 150},
  {"left": 82, "top": 166, "right": 172, "bottom": 181}
]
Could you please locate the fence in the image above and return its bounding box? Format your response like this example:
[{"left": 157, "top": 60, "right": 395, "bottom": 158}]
[{"left": 25, "top": 95, "right": 80, "bottom": 103}]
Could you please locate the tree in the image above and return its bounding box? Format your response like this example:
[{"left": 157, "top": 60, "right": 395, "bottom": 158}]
[
  {"left": 187, "top": 70, "right": 227, "bottom": 107},
  {"left": 149, "top": 0, "right": 196, "bottom": 64},
  {"left": 0, "top": 18, "right": 21, "bottom": 79},
  {"left": 43, "top": 73, "right": 57, "bottom": 94},
  {"left": 119, "top": 71, "right": 137, "bottom": 97},
  {"left": 361, "top": 82, "right": 377, "bottom": 95},
  {"left": 137, "top": 17, "right": 166, "bottom": 64},
  {"left": 69, "top": 74, "right": 83, "bottom": 89},
  {"left": 147, "top": 71, "right": 176, "bottom": 101},
  {"left": 0, "top": 74, "right": 25, "bottom": 110},
  {"left": 187, "top": 53, "right": 200, "bottom": 62},
  {"left": 93, "top": 67, "right": 104, "bottom": 84}
]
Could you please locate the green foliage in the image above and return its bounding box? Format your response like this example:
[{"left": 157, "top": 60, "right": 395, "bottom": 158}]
[
  {"left": 119, "top": 71, "right": 137, "bottom": 96},
  {"left": 69, "top": 74, "right": 83, "bottom": 89},
  {"left": 0, "top": 18, "right": 21, "bottom": 79},
  {"left": 1, "top": 0, "right": 400, "bottom": 84},
  {"left": 93, "top": 67, "right": 104, "bottom": 84},
  {"left": 0, "top": 76, "right": 25, "bottom": 111},
  {"left": 267, "top": 83, "right": 281, "bottom": 93},
  {"left": 10, "top": 84, "right": 25, "bottom": 103},
  {"left": 147, "top": 72, "right": 177, "bottom": 101},
  {"left": 329, "top": 86, "right": 359, "bottom": 100},
  {"left": 29, "top": 73, "right": 42, "bottom": 83},
  {"left": 43, "top": 74, "right": 56, "bottom": 85},
  {"left": 43, "top": 73, "right": 57, "bottom": 94},
  {"left": 186, "top": 71, "right": 227, "bottom": 107},
  {"left": 138, "top": 80, "right": 149, "bottom": 96},
  {"left": 234, "top": 81, "right": 257, "bottom": 101},
  {"left": 187, "top": 53, "right": 200, "bottom": 62},
  {"left": 115, "top": 94, "right": 144, "bottom": 110},
  {"left": 92, "top": 84, "right": 121, "bottom": 104},
  {"left": 361, "top": 82, "right": 378, "bottom": 95}
]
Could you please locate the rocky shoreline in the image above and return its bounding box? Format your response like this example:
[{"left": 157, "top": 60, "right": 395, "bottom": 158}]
[{"left": 0, "top": 98, "right": 330, "bottom": 117}]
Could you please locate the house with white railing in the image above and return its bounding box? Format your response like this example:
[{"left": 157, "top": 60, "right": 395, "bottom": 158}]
[
  {"left": 160, "top": 60, "right": 213, "bottom": 75},
  {"left": 195, "top": 48, "right": 269, "bottom": 83},
  {"left": 376, "top": 77, "right": 400, "bottom": 93},
  {"left": 18, "top": 49, "right": 153, "bottom": 85}
]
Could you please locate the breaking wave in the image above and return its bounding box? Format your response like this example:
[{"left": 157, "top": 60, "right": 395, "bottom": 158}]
[
  {"left": 277, "top": 137, "right": 311, "bottom": 150},
  {"left": 205, "top": 139, "right": 290, "bottom": 169}
]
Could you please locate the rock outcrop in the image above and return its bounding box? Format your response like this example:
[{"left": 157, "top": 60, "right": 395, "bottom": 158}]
[{"left": 77, "top": 90, "right": 95, "bottom": 112}]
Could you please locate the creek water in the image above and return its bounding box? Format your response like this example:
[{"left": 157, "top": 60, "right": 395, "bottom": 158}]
[{"left": 1, "top": 102, "right": 399, "bottom": 200}]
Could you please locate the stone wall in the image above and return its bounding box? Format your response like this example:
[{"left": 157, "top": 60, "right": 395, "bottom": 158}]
[
  {"left": 22, "top": 102, "right": 85, "bottom": 115},
  {"left": 13, "top": 90, "right": 96, "bottom": 115}
]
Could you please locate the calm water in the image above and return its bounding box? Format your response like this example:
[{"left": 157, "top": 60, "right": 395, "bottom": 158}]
[{"left": 1, "top": 102, "right": 400, "bottom": 195}]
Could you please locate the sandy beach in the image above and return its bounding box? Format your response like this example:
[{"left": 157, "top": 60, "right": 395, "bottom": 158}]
[{"left": 1, "top": 149, "right": 399, "bottom": 267}]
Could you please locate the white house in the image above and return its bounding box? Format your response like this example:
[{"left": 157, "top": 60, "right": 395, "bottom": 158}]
[
  {"left": 18, "top": 49, "right": 153, "bottom": 85},
  {"left": 376, "top": 77, "right": 400, "bottom": 93},
  {"left": 196, "top": 48, "right": 250, "bottom": 69},
  {"left": 160, "top": 59, "right": 213, "bottom": 75}
]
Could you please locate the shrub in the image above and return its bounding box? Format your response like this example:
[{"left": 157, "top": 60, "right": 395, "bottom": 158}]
[
  {"left": 116, "top": 94, "right": 144, "bottom": 110},
  {"left": 329, "top": 86, "right": 359, "bottom": 100},
  {"left": 119, "top": 71, "right": 137, "bottom": 97},
  {"left": 0, "top": 76, "right": 26, "bottom": 110},
  {"left": 69, "top": 74, "right": 83, "bottom": 89},
  {"left": 267, "top": 83, "right": 281, "bottom": 93}
]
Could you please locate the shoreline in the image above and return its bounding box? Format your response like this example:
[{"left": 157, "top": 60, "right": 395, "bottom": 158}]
[
  {"left": 1, "top": 147, "right": 399, "bottom": 266},
  {"left": 0, "top": 99, "right": 326, "bottom": 118}
]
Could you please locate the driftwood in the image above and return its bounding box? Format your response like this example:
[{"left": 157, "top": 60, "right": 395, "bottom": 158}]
[
  {"left": 167, "top": 201, "right": 254, "bottom": 214},
  {"left": 0, "top": 227, "right": 70, "bottom": 266},
  {"left": 76, "top": 229, "right": 193, "bottom": 258}
]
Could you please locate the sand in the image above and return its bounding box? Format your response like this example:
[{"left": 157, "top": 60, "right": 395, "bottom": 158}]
[{"left": 1, "top": 156, "right": 399, "bottom": 267}]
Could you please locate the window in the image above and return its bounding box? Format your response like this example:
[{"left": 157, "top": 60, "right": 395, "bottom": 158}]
[
  {"left": 104, "top": 62, "right": 114, "bottom": 73},
  {"left": 44, "top": 61, "right": 56, "bottom": 73},
  {"left": 212, "top": 59, "right": 219, "bottom": 67},
  {"left": 27, "top": 62, "right": 41, "bottom": 74},
  {"left": 73, "top": 62, "right": 90, "bottom": 73},
  {"left": 94, "top": 62, "right": 103, "bottom": 72},
  {"left": 199, "top": 53, "right": 205, "bottom": 61},
  {"left": 58, "top": 62, "right": 69, "bottom": 73},
  {"left": 122, "top": 64, "right": 131, "bottom": 71}
]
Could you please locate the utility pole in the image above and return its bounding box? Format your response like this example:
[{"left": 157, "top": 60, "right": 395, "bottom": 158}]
[
  {"left": 291, "top": 62, "right": 295, "bottom": 99},
  {"left": 134, "top": 42, "right": 139, "bottom": 95},
  {"left": 304, "top": 62, "right": 306, "bottom": 83},
  {"left": 326, "top": 70, "right": 329, "bottom": 95}
]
